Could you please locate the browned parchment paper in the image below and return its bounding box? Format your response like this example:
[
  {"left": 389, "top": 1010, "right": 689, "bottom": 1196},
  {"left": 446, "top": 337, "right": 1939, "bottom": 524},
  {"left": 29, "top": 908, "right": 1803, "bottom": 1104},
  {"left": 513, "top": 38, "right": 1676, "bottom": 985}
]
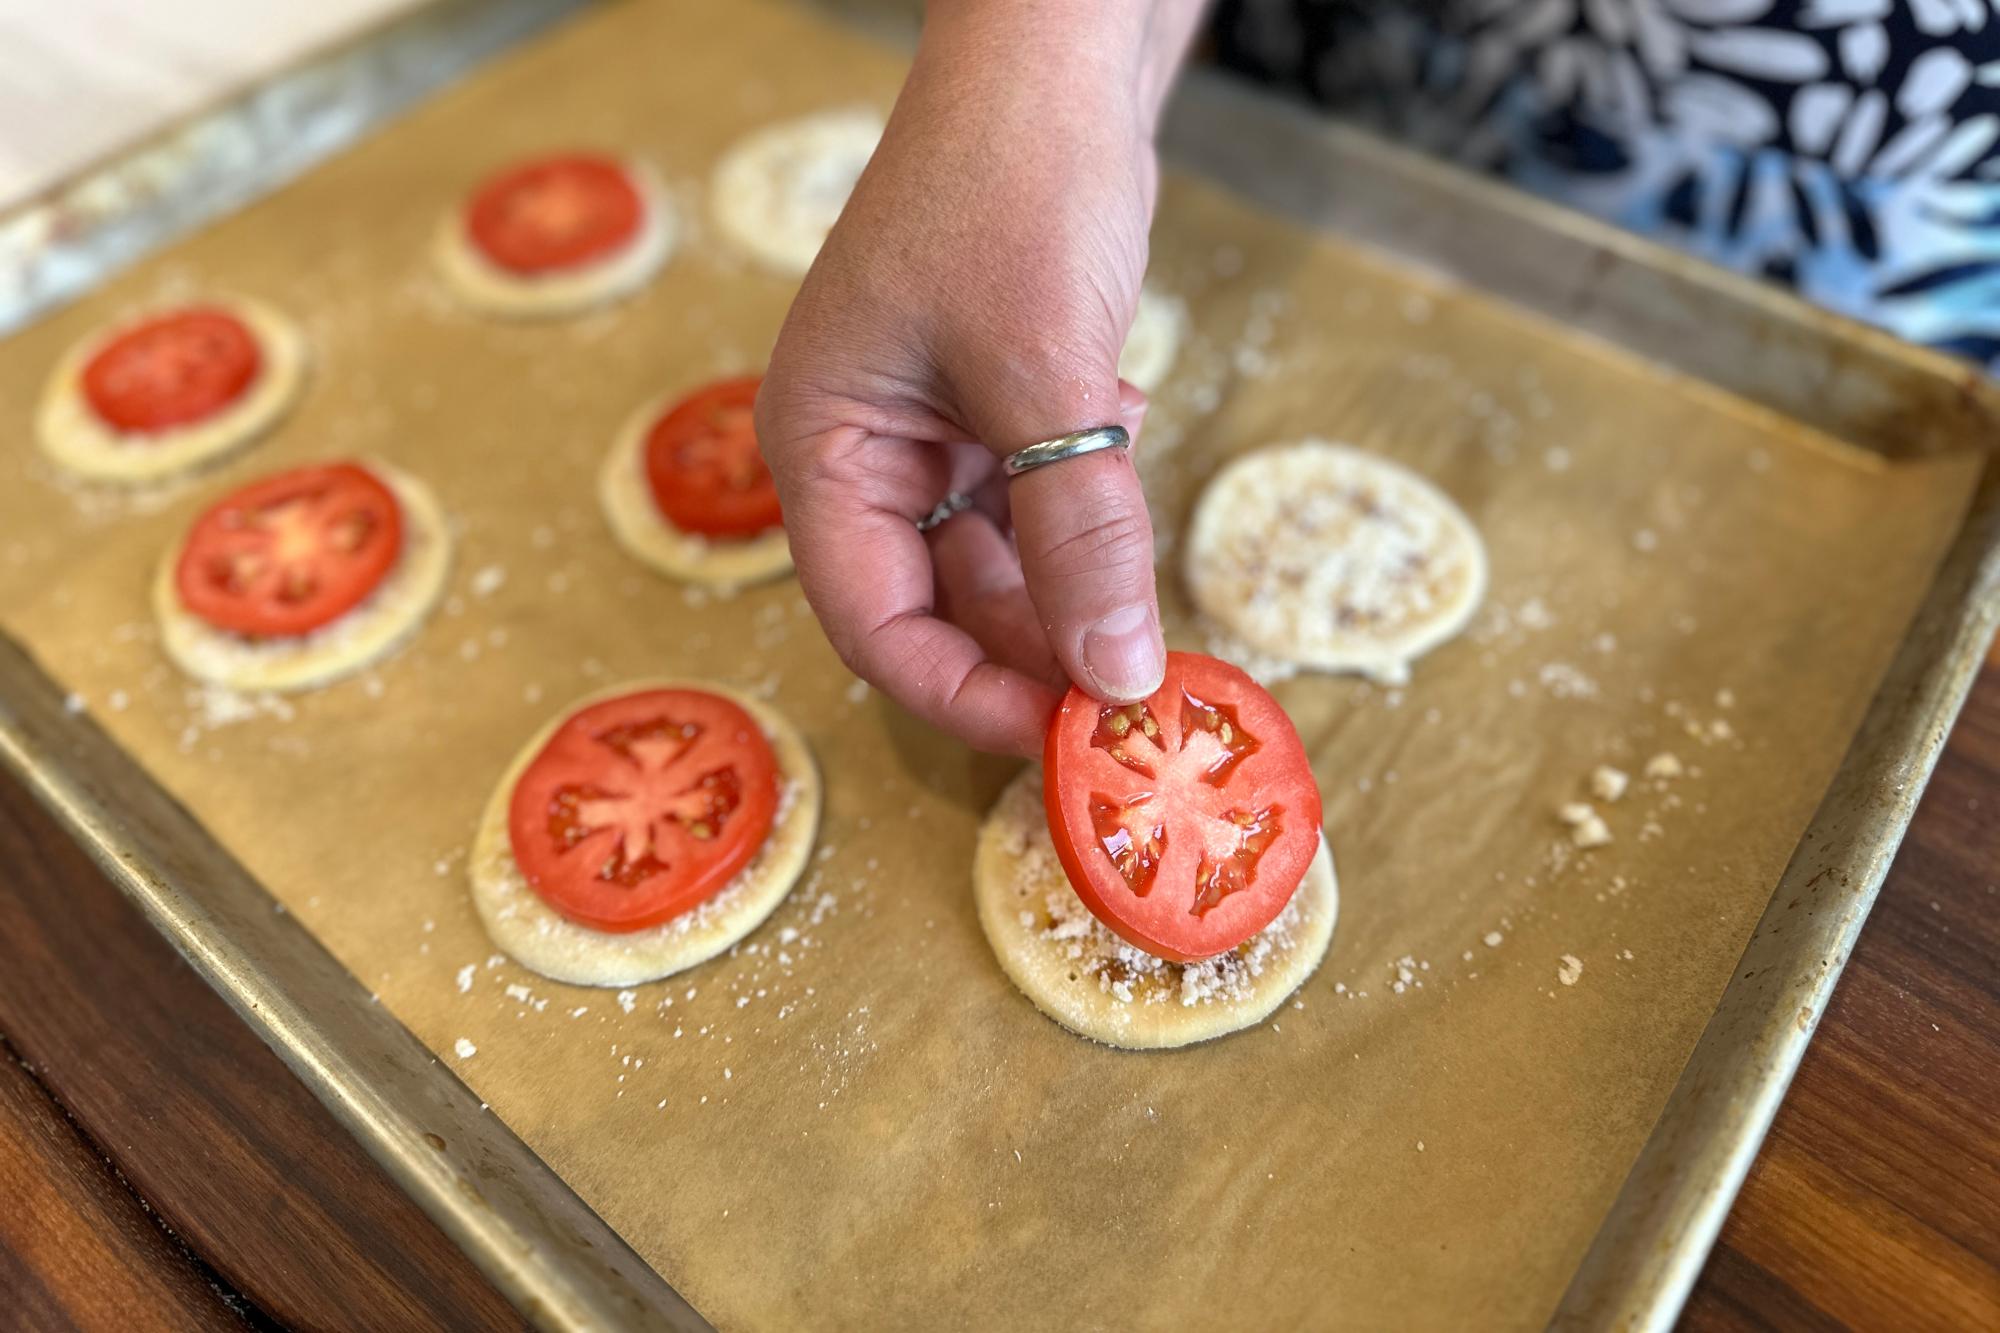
[{"left": 0, "top": 2, "right": 1983, "bottom": 1327}]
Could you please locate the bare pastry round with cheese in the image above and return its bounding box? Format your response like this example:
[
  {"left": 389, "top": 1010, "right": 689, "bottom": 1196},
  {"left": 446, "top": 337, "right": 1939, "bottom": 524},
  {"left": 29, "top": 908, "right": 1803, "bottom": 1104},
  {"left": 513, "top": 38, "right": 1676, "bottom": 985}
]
[
  {"left": 471, "top": 681, "right": 820, "bottom": 987},
  {"left": 154, "top": 459, "right": 451, "bottom": 693},
  {"left": 1118, "top": 285, "right": 1186, "bottom": 396},
  {"left": 1185, "top": 440, "right": 1487, "bottom": 685},
  {"left": 709, "top": 108, "right": 883, "bottom": 276},
  {"left": 974, "top": 766, "right": 1338, "bottom": 1050},
  {"left": 599, "top": 377, "right": 793, "bottom": 588},
  {"left": 36, "top": 298, "right": 308, "bottom": 486},
  {"left": 434, "top": 154, "right": 674, "bottom": 319}
]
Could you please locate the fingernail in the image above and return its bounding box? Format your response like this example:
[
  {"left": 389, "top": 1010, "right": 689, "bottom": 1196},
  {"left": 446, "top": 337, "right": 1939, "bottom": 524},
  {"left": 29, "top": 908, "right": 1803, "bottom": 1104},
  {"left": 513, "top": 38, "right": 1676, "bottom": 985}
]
[{"left": 1082, "top": 604, "right": 1165, "bottom": 701}]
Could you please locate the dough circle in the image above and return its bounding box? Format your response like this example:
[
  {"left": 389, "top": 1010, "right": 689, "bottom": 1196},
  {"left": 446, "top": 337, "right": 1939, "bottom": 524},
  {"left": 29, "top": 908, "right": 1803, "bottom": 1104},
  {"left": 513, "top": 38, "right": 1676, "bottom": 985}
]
[
  {"left": 470, "top": 680, "right": 821, "bottom": 987},
  {"left": 709, "top": 108, "right": 884, "bottom": 275},
  {"left": 153, "top": 460, "right": 452, "bottom": 693},
  {"left": 433, "top": 159, "right": 674, "bottom": 319},
  {"left": 1185, "top": 439, "right": 1488, "bottom": 685},
  {"left": 1118, "top": 286, "right": 1186, "bottom": 396},
  {"left": 974, "top": 766, "right": 1338, "bottom": 1050},
  {"left": 36, "top": 297, "right": 308, "bottom": 486},
  {"left": 598, "top": 390, "right": 794, "bottom": 588}
]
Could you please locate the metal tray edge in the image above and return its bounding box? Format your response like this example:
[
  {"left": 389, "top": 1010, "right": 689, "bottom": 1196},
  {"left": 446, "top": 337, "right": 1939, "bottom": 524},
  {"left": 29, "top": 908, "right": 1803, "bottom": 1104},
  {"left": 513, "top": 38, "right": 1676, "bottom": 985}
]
[
  {"left": 1555, "top": 469, "right": 2000, "bottom": 1330},
  {"left": 0, "top": 0, "right": 590, "bottom": 335},
  {"left": 1162, "top": 73, "right": 2000, "bottom": 463},
  {"left": 0, "top": 630, "right": 708, "bottom": 1332}
]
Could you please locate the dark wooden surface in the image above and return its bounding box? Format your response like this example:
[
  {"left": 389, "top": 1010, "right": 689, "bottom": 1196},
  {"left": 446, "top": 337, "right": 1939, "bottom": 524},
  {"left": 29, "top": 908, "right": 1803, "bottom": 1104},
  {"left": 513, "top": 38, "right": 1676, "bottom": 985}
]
[
  {"left": 0, "top": 1042, "right": 248, "bottom": 1332},
  {"left": 1681, "top": 638, "right": 2000, "bottom": 1331},
  {"left": 0, "top": 754, "right": 530, "bottom": 1333},
  {"left": 0, "top": 646, "right": 1994, "bottom": 1330}
]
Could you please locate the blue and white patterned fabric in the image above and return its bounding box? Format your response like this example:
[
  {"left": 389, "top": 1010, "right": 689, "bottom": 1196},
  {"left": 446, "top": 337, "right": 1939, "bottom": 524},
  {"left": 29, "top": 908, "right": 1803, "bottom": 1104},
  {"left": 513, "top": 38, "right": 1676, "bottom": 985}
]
[{"left": 1213, "top": 0, "right": 2000, "bottom": 370}]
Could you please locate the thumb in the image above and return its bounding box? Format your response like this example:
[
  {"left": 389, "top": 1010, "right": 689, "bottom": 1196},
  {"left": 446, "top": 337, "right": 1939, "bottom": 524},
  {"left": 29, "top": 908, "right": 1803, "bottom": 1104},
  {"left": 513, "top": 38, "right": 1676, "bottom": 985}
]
[{"left": 993, "top": 380, "right": 1165, "bottom": 704}]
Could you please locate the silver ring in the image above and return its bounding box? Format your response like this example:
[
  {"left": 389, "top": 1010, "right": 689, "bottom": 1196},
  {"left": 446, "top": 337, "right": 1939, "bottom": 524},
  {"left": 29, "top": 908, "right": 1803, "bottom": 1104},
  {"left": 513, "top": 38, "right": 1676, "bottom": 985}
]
[
  {"left": 1001, "top": 425, "right": 1129, "bottom": 479},
  {"left": 915, "top": 491, "right": 974, "bottom": 533}
]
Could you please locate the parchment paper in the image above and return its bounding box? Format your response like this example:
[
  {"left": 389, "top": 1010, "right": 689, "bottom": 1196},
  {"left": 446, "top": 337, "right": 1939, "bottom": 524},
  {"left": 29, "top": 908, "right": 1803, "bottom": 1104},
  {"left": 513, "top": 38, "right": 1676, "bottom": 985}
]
[{"left": 0, "top": 2, "right": 1983, "bottom": 1328}]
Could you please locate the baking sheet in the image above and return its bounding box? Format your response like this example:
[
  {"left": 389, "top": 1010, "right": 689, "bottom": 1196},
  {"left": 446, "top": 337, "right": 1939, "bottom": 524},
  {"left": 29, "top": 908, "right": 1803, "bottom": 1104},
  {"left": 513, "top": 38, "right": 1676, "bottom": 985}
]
[{"left": 0, "top": 1, "right": 1986, "bottom": 1328}]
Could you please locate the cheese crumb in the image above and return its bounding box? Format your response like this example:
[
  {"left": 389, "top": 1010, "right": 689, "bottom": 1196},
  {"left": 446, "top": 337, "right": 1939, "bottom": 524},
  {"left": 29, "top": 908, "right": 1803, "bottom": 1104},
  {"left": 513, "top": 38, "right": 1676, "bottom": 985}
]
[
  {"left": 1571, "top": 816, "right": 1613, "bottom": 849},
  {"left": 1558, "top": 801, "right": 1596, "bottom": 827},
  {"left": 455, "top": 965, "right": 474, "bottom": 994},
  {"left": 1590, "top": 766, "right": 1629, "bottom": 802},
  {"left": 1645, "top": 752, "right": 1685, "bottom": 779},
  {"left": 453, "top": 1038, "right": 477, "bottom": 1059},
  {"left": 1558, "top": 955, "right": 1585, "bottom": 986},
  {"left": 617, "top": 989, "right": 638, "bottom": 1014},
  {"left": 1483, "top": 931, "right": 1504, "bottom": 948}
]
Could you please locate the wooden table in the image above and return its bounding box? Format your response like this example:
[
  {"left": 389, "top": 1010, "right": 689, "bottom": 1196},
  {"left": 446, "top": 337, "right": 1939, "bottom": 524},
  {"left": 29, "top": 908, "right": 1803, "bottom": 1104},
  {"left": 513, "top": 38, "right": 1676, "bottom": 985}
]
[{"left": 2, "top": 642, "right": 1996, "bottom": 1328}]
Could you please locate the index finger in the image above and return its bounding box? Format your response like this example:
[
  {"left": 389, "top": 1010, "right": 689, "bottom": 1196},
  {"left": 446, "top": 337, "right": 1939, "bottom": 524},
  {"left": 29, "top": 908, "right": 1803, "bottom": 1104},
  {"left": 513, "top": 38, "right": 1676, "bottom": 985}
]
[{"left": 779, "top": 435, "right": 1063, "bottom": 756}]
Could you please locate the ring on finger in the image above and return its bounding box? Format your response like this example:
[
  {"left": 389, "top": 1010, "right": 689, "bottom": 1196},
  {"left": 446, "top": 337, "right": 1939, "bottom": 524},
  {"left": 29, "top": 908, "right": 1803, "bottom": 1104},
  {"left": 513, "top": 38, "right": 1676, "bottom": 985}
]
[
  {"left": 1000, "top": 425, "right": 1129, "bottom": 479},
  {"left": 916, "top": 491, "right": 975, "bottom": 533}
]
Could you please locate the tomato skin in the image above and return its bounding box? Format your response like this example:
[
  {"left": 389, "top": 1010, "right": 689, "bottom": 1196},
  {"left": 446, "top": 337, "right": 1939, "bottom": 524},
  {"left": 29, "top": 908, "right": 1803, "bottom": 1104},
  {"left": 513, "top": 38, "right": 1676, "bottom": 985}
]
[
  {"left": 642, "top": 376, "right": 783, "bottom": 539},
  {"left": 1043, "top": 652, "right": 1323, "bottom": 963},
  {"left": 81, "top": 307, "right": 261, "bottom": 434},
  {"left": 173, "top": 462, "right": 404, "bottom": 640},
  {"left": 507, "top": 689, "right": 781, "bottom": 932},
  {"left": 465, "top": 154, "right": 643, "bottom": 274}
]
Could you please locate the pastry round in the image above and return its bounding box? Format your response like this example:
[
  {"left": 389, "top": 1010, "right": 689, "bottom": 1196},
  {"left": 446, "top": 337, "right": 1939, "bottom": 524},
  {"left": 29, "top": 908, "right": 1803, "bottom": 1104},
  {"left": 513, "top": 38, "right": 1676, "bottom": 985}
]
[
  {"left": 598, "top": 390, "right": 793, "bottom": 588},
  {"left": 36, "top": 297, "right": 308, "bottom": 486},
  {"left": 153, "top": 460, "right": 451, "bottom": 692},
  {"left": 709, "top": 108, "right": 883, "bottom": 276},
  {"left": 1118, "top": 286, "right": 1186, "bottom": 396},
  {"left": 974, "top": 766, "right": 1338, "bottom": 1050},
  {"left": 470, "top": 681, "right": 821, "bottom": 987},
  {"left": 433, "top": 158, "right": 673, "bottom": 319},
  {"left": 1185, "top": 439, "right": 1487, "bottom": 685}
]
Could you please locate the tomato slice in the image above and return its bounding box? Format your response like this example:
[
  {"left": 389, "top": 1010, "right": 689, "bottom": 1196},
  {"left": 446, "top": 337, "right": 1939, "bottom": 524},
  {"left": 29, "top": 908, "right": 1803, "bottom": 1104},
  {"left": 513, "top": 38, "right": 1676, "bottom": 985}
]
[
  {"left": 81, "top": 307, "right": 261, "bottom": 434},
  {"left": 1043, "top": 652, "right": 1324, "bottom": 962},
  {"left": 465, "top": 154, "right": 643, "bottom": 274},
  {"left": 173, "top": 462, "right": 404, "bottom": 639},
  {"left": 642, "top": 376, "right": 783, "bottom": 539},
  {"left": 507, "top": 688, "right": 781, "bottom": 932}
]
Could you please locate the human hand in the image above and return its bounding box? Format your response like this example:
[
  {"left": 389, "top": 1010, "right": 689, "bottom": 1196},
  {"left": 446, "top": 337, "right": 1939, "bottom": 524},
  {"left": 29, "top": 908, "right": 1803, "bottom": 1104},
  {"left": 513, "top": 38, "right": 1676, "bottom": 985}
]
[{"left": 757, "top": 1, "right": 1205, "bottom": 756}]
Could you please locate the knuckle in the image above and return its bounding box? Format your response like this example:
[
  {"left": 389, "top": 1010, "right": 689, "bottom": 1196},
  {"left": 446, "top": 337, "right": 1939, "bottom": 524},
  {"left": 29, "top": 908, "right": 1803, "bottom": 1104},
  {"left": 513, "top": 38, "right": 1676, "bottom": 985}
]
[
  {"left": 1031, "top": 505, "right": 1153, "bottom": 582},
  {"left": 848, "top": 607, "right": 925, "bottom": 685}
]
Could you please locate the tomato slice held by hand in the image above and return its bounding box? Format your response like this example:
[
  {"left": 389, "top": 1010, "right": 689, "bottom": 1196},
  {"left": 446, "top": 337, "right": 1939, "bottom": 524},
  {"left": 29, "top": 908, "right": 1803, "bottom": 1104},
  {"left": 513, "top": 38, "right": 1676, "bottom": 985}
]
[
  {"left": 1044, "top": 652, "right": 1324, "bottom": 963},
  {"left": 82, "top": 307, "right": 261, "bottom": 434},
  {"left": 643, "top": 376, "right": 783, "bottom": 539},
  {"left": 465, "top": 153, "right": 643, "bottom": 274},
  {"left": 174, "top": 462, "right": 404, "bottom": 639},
  {"left": 508, "top": 689, "right": 781, "bottom": 932}
]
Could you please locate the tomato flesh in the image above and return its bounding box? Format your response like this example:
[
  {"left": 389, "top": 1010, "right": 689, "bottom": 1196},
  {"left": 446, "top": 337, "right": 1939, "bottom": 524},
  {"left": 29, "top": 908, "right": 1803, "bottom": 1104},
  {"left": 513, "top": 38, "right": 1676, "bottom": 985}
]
[
  {"left": 643, "top": 376, "right": 783, "bottom": 539},
  {"left": 81, "top": 307, "right": 261, "bottom": 434},
  {"left": 466, "top": 154, "right": 642, "bottom": 274},
  {"left": 173, "top": 462, "right": 404, "bottom": 639},
  {"left": 507, "top": 689, "right": 781, "bottom": 932},
  {"left": 1043, "top": 652, "right": 1323, "bottom": 962}
]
